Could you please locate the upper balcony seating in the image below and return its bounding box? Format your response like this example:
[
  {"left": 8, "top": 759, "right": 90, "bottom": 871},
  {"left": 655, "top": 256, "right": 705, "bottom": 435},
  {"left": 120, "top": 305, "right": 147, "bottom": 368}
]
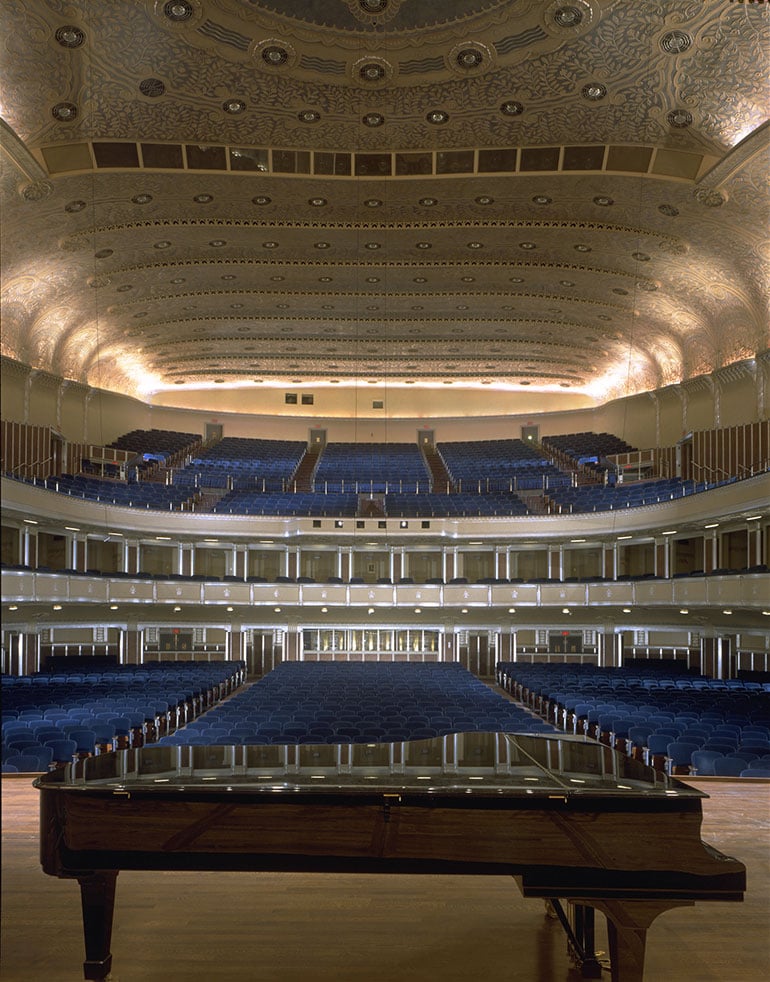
[
  {"left": 383, "top": 491, "right": 530, "bottom": 517},
  {"left": 312, "top": 443, "right": 431, "bottom": 493},
  {"left": 108, "top": 428, "right": 200, "bottom": 455},
  {"left": 541, "top": 431, "right": 636, "bottom": 466},
  {"left": 212, "top": 491, "right": 359, "bottom": 517},
  {"left": 35, "top": 474, "right": 194, "bottom": 510},
  {"left": 176, "top": 437, "right": 307, "bottom": 490},
  {"left": 548, "top": 476, "right": 697, "bottom": 512},
  {"left": 437, "top": 439, "right": 570, "bottom": 491}
]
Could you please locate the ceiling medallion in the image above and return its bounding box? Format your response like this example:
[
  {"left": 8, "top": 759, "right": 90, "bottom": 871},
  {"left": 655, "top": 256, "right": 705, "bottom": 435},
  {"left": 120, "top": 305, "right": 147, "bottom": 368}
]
[
  {"left": 65, "top": 200, "right": 86, "bottom": 213},
  {"left": 139, "top": 78, "right": 165, "bottom": 97},
  {"left": 353, "top": 57, "right": 393, "bottom": 86},
  {"left": 500, "top": 100, "right": 524, "bottom": 116},
  {"left": 309, "top": 198, "right": 327, "bottom": 207},
  {"left": 132, "top": 193, "right": 152, "bottom": 204},
  {"left": 163, "top": 1, "right": 194, "bottom": 21},
  {"left": 461, "top": 275, "right": 474, "bottom": 282},
  {"left": 222, "top": 99, "right": 245, "bottom": 115},
  {"left": 660, "top": 30, "right": 692, "bottom": 54},
  {"left": 51, "top": 102, "right": 77, "bottom": 121},
  {"left": 467, "top": 241, "right": 483, "bottom": 249},
  {"left": 545, "top": 0, "right": 593, "bottom": 33},
  {"left": 253, "top": 39, "right": 296, "bottom": 71},
  {"left": 553, "top": 5, "right": 583, "bottom": 27},
  {"left": 658, "top": 203, "right": 679, "bottom": 217},
  {"left": 262, "top": 241, "right": 278, "bottom": 248},
  {"left": 345, "top": 0, "right": 403, "bottom": 25},
  {"left": 632, "top": 251, "right": 651, "bottom": 261},
  {"left": 298, "top": 109, "right": 321, "bottom": 123},
  {"left": 519, "top": 242, "right": 536, "bottom": 250},
  {"left": 475, "top": 195, "right": 494, "bottom": 205},
  {"left": 363, "top": 112, "right": 385, "bottom": 127},
  {"left": 364, "top": 198, "right": 382, "bottom": 207},
  {"left": 574, "top": 243, "right": 591, "bottom": 252},
  {"left": 252, "top": 195, "right": 271, "bottom": 205},
  {"left": 426, "top": 110, "right": 449, "bottom": 125},
  {"left": 447, "top": 41, "right": 493, "bottom": 77},
  {"left": 593, "top": 195, "right": 614, "bottom": 206},
  {"left": 153, "top": 241, "right": 171, "bottom": 250},
  {"left": 581, "top": 82, "right": 607, "bottom": 101},
  {"left": 667, "top": 108, "right": 693, "bottom": 128},
  {"left": 193, "top": 193, "right": 212, "bottom": 203},
  {"left": 209, "top": 239, "right": 226, "bottom": 247},
  {"left": 54, "top": 25, "right": 86, "bottom": 47},
  {"left": 532, "top": 195, "right": 551, "bottom": 205},
  {"left": 419, "top": 197, "right": 438, "bottom": 206}
]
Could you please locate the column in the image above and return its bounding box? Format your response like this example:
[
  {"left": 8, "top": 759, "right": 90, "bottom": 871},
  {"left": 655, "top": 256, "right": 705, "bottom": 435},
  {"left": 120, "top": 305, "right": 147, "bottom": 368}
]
[{"left": 123, "top": 629, "right": 140, "bottom": 666}]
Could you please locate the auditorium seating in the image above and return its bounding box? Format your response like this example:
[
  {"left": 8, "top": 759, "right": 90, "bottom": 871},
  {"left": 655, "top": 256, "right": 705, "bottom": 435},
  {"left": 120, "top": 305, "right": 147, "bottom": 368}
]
[
  {"left": 175, "top": 437, "right": 307, "bottom": 491},
  {"left": 1, "top": 662, "right": 244, "bottom": 771},
  {"left": 32, "top": 474, "right": 195, "bottom": 511},
  {"left": 547, "top": 476, "right": 698, "bottom": 513},
  {"left": 541, "top": 431, "right": 636, "bottom": 471},
  {"left": 313, "top": 443, "right": 431, "bottom": 493},
  {"left": 496, "top": 661, "right": 770, "bottom": 779},
  {"left": 161, "top": 662, "right": 558, "bottom": 747},
  {"left": 107, "top": 428, "right": 200, "bottom": 458},
  {"left": 437, "top": 439, "right": 569, "bottom": 492}
]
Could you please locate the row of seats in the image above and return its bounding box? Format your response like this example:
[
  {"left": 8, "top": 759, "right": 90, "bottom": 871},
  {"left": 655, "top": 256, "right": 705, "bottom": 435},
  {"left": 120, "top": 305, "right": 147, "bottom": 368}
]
[
  {"left": 1, "top": 663, "right": 245, "bottom": 771},
  {"left": 496, "top": 662, "right": 770, "bottom": 779},
  {"left": 159, "top": 662, "right": 558, "bottom": 747}
]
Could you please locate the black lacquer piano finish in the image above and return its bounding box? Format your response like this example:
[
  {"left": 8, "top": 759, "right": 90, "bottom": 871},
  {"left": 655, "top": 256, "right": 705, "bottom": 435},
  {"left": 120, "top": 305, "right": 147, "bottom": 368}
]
[{"left": 36, "top": 733, "right": 745, "bottom": 981}]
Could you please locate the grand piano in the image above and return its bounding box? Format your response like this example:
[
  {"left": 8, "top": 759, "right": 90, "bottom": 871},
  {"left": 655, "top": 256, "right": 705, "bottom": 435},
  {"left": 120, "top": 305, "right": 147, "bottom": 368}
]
[{"left": 36, "top": 732, "right": 745, "bottom": 981}]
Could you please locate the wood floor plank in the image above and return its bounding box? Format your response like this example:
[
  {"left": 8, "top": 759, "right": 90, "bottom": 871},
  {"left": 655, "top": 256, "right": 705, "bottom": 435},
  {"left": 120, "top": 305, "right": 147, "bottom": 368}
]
[{"left": 2, "top": 776, "right": 768, "bottom": 982}]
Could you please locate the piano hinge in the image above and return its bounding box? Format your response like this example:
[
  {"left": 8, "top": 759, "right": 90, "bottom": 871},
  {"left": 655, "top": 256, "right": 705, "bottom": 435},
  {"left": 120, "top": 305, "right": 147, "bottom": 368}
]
[{"left": 382, "top": 793, "right": 401, "bottom": 823}]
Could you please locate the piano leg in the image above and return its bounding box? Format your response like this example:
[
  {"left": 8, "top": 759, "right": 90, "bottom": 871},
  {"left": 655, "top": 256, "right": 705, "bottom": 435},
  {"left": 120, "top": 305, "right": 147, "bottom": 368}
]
[
  {"left": 592, "top": 899, "right": 693, "bottom": 982},
  {"left": 77, "top": 871, "right": 118, "bottom": 981}
]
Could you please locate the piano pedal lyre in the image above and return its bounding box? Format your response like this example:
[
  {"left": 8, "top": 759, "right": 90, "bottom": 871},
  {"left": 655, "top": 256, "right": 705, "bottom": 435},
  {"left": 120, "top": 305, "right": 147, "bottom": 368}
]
[{"left": 548, "top": 900, "right": 604, "bottom": 979}]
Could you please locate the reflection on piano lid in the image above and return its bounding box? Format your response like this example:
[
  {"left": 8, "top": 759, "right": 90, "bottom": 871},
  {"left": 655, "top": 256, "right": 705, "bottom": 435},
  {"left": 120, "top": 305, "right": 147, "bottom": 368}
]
[{"left": 38, "top": 732, "right": 699, "bottom": 798}]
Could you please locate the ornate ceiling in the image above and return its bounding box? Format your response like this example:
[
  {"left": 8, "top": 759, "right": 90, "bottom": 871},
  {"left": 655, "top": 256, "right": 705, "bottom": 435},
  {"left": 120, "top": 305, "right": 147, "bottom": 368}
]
[{"left": 1, "top": 0, "right": 768, "bottom": 407}]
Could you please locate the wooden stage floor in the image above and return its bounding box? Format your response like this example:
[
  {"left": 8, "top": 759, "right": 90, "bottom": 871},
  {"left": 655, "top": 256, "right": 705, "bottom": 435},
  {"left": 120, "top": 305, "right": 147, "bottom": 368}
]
[{"left": 2, "top": 775, "right": 768, "bottom": 982}]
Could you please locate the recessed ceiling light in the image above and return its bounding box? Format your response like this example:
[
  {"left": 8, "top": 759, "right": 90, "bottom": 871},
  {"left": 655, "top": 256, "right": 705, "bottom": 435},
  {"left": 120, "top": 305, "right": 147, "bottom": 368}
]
[
  {"left": 9, "top": 605, "right": 18, "bottom": 611},
  {"left": 53, "top": 604, "right": 63, "bottom": 611},
  {"left": 173, "top": 605, "right": 181, "bottom": 611},
  {"left": 226, "top": 606, "right": 234, "bottom": 612},
  {"left": 274, "top": 607, "right": 281, "bottom": 613},
  {"left": 562, "top": 608, "right": 570, "bottom": 614},
  {"left": 723, "top": 610, "right": 733, "bottom": 615},
  {"left": 622, "top": 607, "right": 631, "bottom": 613},
  {"left": 110, "top": 605, "right": 119, "bottom": 610},
  {"left": 679, "top": 609, "right": 688, "bottom": 614},
  {"left": 508, "top": 608, "right": 516, "bottom": 614}
]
